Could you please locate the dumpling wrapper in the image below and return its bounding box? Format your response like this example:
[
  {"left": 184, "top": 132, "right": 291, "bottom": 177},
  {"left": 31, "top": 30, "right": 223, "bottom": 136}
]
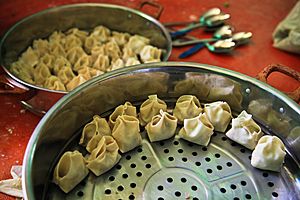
[
  {"left": 178, "top": 113, "right": 214, "bottom": 146},
  {"left": 145, "top": 109, "right": 178, "bottom": 142},
  {"left": 251, "top": 135, "right": 286, "bottom": 172},
  {"left": 79, "top": 115, "right": 111, "bottom": 147},
  {"left": 173, "top": 95, "right": 203, "bottom": 124},
  {"left": 108, "top": 102, "right": 137, "bottom": 129},
  {"left": 139, "top": 95, "right": 167, "bottom": 126},
  {"left": 53, "top": 151, "right": 88, "bottom": 193},
  {"left": 87, "top": 136, "right": 121, "bottom": 176},
  {"left": 112, "top": 115, "right": 142, "bottom": 153},
  {"left": 204, "top": 101, "right": 232, "bottom": 132},
  {"left": 226, "top": 110, "right": 263, "bottom": 150}
]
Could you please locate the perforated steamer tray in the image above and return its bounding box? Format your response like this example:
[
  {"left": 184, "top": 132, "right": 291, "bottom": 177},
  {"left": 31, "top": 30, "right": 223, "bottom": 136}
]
[
  {"left": 23, "top": 63, "right": 300, "bottom": 200},
  {"left": 47, "top": 104, "right": 300, "bottom": 200}
]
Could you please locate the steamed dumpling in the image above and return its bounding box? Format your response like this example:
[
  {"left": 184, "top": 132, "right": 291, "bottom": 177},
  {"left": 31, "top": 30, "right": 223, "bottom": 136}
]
[
  {"left": 108, "top": 102, "right": 137, "bottom": 129},
  {"left": 139, "top": 45, "right": 162, "bottom": 63},
  {"left": 178, "top": 113, "right": 214, "bottom": 146},
  {"left": 87, "top": 136, "right": 121, "bottom": 176},
  {"left": 112, "top": 115, "right": 142, "bottom": 153},
  {"left": 204, "top": 101, "right": 232, "bottom": 132},
  {"left": 173, "top": 95, "right": 203, "bottom": 124},
  {"left": 53, "top": 151, "right": 89, "bottom": 193},
  {"left": 139, "top": 95, "right": 167, "bottom": 126},
  {"left": 125, "top": 35, "right": 150, "bottom": 54},
  {"left": 44, "top": 75, "right": 66, "bottom": 91},
  {"left": 226, "top": 110, "right": 263, "bottom": 150},
  {"left": 66, "top": 74, "right": 87, "bottom": 91},
  {"left": 145, "top": 109, "right": 178, "bottom": 142},
  {"left": 79, "top": 115, "right": 111, "bottom": 147},
  {"left": 251, "top": 135, "right": 286, "bottom": 172}
]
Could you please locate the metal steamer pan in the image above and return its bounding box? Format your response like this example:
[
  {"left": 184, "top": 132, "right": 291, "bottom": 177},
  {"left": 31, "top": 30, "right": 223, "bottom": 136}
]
[
  {"left": 0, "top": 3, "right": 171, "bottom": 115},
  {"left": 23, "top": 62, "right": 300, "bottom": 200}
]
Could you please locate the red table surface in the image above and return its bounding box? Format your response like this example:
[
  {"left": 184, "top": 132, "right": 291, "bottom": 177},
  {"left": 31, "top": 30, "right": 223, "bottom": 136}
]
[{"left": 0, "top": 0, "right": 299, "bottom": 199}]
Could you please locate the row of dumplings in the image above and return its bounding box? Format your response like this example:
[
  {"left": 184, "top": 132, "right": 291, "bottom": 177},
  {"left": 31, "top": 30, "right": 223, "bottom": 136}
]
[
  {"left": 53, "top": 95, "right": 286, "bottom": 193},
  {"left": 10, "top": 26, "right": 163, "bottom": 91}
]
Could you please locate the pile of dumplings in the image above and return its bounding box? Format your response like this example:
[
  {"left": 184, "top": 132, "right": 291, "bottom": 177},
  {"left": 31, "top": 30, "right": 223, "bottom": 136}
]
[
  {"left": 53, "top": 94, "right": 286, "bottom": 193},
  {"left": 10, "top": 26, "right": 163, "bottom": 91}
]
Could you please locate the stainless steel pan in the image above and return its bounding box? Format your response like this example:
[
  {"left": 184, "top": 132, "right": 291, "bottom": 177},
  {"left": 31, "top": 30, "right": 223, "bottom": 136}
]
[
  {"left": 0, "top": 3, "right": 172, "bottom": 115},
  {"left": 23, "top": 62, "right": 300, "bottom": 200}
]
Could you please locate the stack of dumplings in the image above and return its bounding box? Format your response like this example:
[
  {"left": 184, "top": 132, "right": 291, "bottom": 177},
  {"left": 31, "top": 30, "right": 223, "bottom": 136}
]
[
  {"left": 53, "top": 94, "right": 286, "bottom": 193},
  {"left": 10, "top": 26, "right": 163, "bottom": 91}
]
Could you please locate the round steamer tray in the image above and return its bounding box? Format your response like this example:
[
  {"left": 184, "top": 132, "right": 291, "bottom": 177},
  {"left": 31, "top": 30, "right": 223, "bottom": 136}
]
[{"left": 47, "top": 102, "right": 299, "bottom": 200}]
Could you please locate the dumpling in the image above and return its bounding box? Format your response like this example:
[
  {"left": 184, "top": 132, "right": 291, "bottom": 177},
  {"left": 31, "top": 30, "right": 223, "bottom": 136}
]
[
  {"left": 145, "top": 109, "right": 178, "bottom": 142},
  {"left": 73, "top": 55, "right": 91, "bottom": 72},
  {"left": 49, "top": 42, "right": 65, "bottom": 57},
  {"left": 139, "top": 95, "right": 167, "bottom": 126},
  {"left": 33, "top": 39, "right": 49, "bottom": 57},
  {"left": 78, "top": 67, "right": 103, "bottom": 80},
  {"left": 125, "top": 35, "right": 150, "bottom": 54},
  {"left": 64, "top": 34, "right": 82, "bottom": 50},
  {"left": 122, "top": 47, "right": 137, "bottom": 62},
  {"left": 92, "top": 54, "right": 110, "bottom": 72},
  {"left": 79, "top": 115, "right": 111, "bottom": 147},
  {"left": 33, "top": 63, "right": 51, "bottom": 86},
  {"left": 90, "top": 46, "right": 106, "bottom": 63},
  {"left": 104, "top": 40, "right": 121, "bottom": 61},
  {"left": 251, "top": 135, "right": 286, "bottom": 172},
  {"left": 66, "top": 28, "right": 88, "bottom": 43},
  {"left": 49, "top": 31, "right": 66, "bottom": 44},
  {"left": 87, "top": 136, "right": 121, "bottom": 176},
  {"left": 53, "top": 56, "right": 72, "bottom": 75},
  {"left": 19, "top": 47, "right": 39, "bottom": 68},
  {"left": 125, "top": 57, "right": 140, "bottom": 67},
  {"left": 108, "top": 102, "right": 137, "bottom": 129},
  {"left": 44, "top": 75, "right": 66, "bottom": 91},
  {"left": 139, "top": 45, "right": 162, "bottom": 63},
  {"left": 53, "top": 151, "right": 88, "bottom": 193},
  {"left": 84, "top": 35, "right": 102, "bottom": 54},
  {"left": 204, "top": 101, "right": 232, "bottom": 132},
  {"left": 226, "top": 110, "right": 263, "bottom": 150},
  {"left": 110, "top": 58, "right": 124, "bottom": 71},
  {"left": 111, "top": 31, "right": 130, "bottom": 47},
  {"left": 10, "top": 61, "right": 34, "bottom": 84},
  {"left": 112, "top": 115, "right": 142, "bottom": 153},
  {"left": 39, "top": 53, "right": 55, "bottom": 70},
  {"left": 57, "top": 66, "right": 75, "bottom": 85},
  {"left": 91, "top": 25, "right": 111, "bottom": 43},
  {"left": 173, "top": 95, "right": 203, "bottom": 124},
  {"left": 66, "top": 74, "right": 87, "bottom": 91},
  {"left": 178, "top": 113, "right": 214, "bottom": 146},
  {"left": 66, "top": 46, "right": 86, "bottom": 65}
]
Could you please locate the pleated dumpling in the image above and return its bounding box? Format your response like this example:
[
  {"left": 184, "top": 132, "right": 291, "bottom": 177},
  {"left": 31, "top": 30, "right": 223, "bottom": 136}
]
[
  {"left": 33, "top": 63, "right": 51, "bottom": 86},
  {"left": 53, "top": 56, "right": 72, "bottom": 75},
  {"left": 66, "top": 28, "right": 88, "bottom": 43},
  {"left": 111, "top": 31, "right": 130, "bottom": 47},
  {"left": 178, "top": 113, "right": 214, "bottom": 146},
  {"left": 140, "top": 45, "right": 162, "bottom": 63},
  {"left": 112, "top": 115, "right": 142, "bottom": 153},
  {"left": 125, "top": 57, "right": 141, "bottom": 67},
  {"left": 64, "top": 34, "right": 82, "bottom": 50},
  {"left": 66, "top": 74, "right": 87, "bottom": 91},
  {"left": 33, "top": 39, "right": 49, "bottom": 57},
  {"left": 44, "top": 75, "right": 66, "bottom": 91},
  {"left": 126, "top": 35, "right": 150, "bottom": 54},
  {"left": 49, "top": 42, "right": 65, "bottom": 57},
  {"left": 91, "top": 25, "right": 111, "bottom": 43},
  {"left": 66, "top": 46, "right": 86, "bottom": 65},
  {"left": 57, "top": 66, "right": 76, "bottom": 85},
  {"left": 92, "top": 54, "right": 110, "bottom": 72},
  {"left": 39, "top": 53, "right": 55, "bottom": 70},
  {"left": 204, "top": 101, "right": 232, "bottom": 132},
  {"left": 145, "top": 109, "right": 178, "bottom": 142},
  {"left": 111, "top": 58, "right": 125, "bottom": 71},
  {"left": 53, "top": 151, "right": 89, "bottom": 193},
  {"left": 10, "top": 61, "right": 34, "bottom": 84},
  {"left": 104, "top": 40, "right": 121, "bottom": 61},
  {"left": 78, "top": 67, "right": 103, "bottom": 80},
  {"left": 79, "top": 115, "right": 111, "bottom": 147},
  {"left": 250, "top": 135, "right": 286, "bottom": 172},
  {"left": 73, "top": 55, "right": 91, "bottom": 72},
  {"left": 226, "top": 110, "right": 263, "bottom": 150},
  {"left": 19, "top": 47, "right": 39, "bottom": 68},
  {"left": 173, "top": 95, "right": 203, "bottom": 124},
  {"left": 139, "top": 95, "right": 167, "bottom": 126},
  {"left": 87, "top": 136, "right": 121, "bottom": 176},
  {"left": 84, "top": 35, "right": 102, "bottom": 54},
  {"left": 109, "top": 102, "right": 137, "bottom": 129}
]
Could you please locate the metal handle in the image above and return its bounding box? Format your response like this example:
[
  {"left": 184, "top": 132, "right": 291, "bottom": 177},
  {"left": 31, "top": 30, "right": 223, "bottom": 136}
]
[
  {"left": 0, "top": 74, "right": 30, "bottom": 94},
  {"left": 256, "top": 64, "right": 300, "bottom": 102},
  {"left": 136, "top": 0, "right": 164, "bottom": 19}
]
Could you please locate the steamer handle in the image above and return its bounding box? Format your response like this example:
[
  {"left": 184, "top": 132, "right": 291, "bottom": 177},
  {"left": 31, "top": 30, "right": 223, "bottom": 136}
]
[
  {"left": 0, "top": 74, "right": 30, "bottom": 94},
  {"left": 136, "top": 0, "right": 164, "bottom": 19},
  {"left": 256, "top": 64, "right": 300, "bottom": 103}
]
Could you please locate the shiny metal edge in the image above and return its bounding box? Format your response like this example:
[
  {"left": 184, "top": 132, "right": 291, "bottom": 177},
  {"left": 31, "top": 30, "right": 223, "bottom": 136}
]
[{"left": 0, "top": 3, "right": 172, "bottom": 94}]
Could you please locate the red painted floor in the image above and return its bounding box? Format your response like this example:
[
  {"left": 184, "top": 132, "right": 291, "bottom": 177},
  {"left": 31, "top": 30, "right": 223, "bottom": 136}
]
[{"left": 0, "top": 0, "right": 299, "bottom": 199}]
